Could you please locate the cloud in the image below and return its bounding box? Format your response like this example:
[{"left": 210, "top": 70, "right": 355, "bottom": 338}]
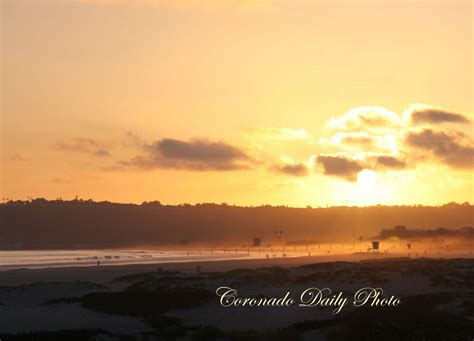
[
  {"left": 51, "top": 176, "right": 72, "bottom": 184},
  {"left": 59, "top": 0, "right": 272, "bottom": 10},
  {"left": 316, "top": 154, "right": 364, "bottom": 179},
  {"left": 53, "top": 138, "right": 111, "bottom": 157},
  {"left": 334, "top": 132, "right": 379, "bottom": 148},
  {"left": 274, "top": 163, "right": 308, "bottom": 176},
  {"left": 405, "top": 128, "right": 474, "bottom": 169},
  {"left": 9, "top": 153, "right": 29, "bottom": 162},
  {"left": 95, "top": 150, "right": 112, "bottom": 157},
  {"left": 320, "top": 104, "right": 473, "bottom": 179},
  {"left": 327, "top": 131, "right": 396, "bottom": 152},
  {"left": 407, "top": 104, "right": 470, "bottom": 124},
  {"left": 246, "top": 127, "right": 310, "bottom": 141},
  {"left": 271, "top": 155, "right": 309, "bottom": 176},
  {"left": 126, "top": 138, "right": 250, "bottom": 171},
  {"left": 326, "top": 106, "right": 402, "bottom": 133},
  {"left": 123, "top": 131, "right": 146, "bottom": 149},
  {"left": 373, "top": 155, "right": 406, "bottom": 169},
  {"left": 313, "top": 152, "right": 407, "bottom": 179}
]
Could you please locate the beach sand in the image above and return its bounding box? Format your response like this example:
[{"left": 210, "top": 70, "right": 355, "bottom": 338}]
[{"left": 0, "top": 253, "right": 472, "bottom": 338}]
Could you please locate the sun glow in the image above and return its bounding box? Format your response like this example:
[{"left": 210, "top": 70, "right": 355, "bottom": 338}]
[{"left": 357, "top": 169, "right": 377, "bottom": 188}]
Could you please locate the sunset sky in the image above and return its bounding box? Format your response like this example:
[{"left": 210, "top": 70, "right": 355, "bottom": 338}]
[{"left": 1, "top": 0, "right": 473, "bottom": 207}]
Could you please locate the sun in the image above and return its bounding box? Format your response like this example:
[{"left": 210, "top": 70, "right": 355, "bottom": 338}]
[{"left": 357, "top": 169, "right": 377, "bottom": 188}]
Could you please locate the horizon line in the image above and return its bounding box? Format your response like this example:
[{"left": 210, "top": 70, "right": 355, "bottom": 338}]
[{"left": 1, "top": 197, "right": 472, "bottom": 209}]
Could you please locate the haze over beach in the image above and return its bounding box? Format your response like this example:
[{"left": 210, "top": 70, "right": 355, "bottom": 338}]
[{"left": 1, "top": 0, "right": 473, "bottom": 339}]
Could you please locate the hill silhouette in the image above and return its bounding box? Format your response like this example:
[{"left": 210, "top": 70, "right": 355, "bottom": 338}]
[{"left": 0, "top": 199, "right": 472, "bottom": 249}]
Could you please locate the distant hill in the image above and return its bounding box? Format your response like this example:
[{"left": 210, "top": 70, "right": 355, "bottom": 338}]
[
  {"left": 0, "top": 199, "right": 472, "bottom": 249},
  {"left": 378, "top": 225, "right": 473, "bottom": 240}
]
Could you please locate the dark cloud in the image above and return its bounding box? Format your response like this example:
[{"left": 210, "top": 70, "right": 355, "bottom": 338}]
[
  {"left": 409, "top": 106, "right": 470, "bottom": 124},
  {"left": 53, "top": 138, "right": 111, "bottom": 157},
  {"left": 155, "top": 138, "right": 246, "bottom": 162},
  {"left": 405, "top": 128, "right": 474, "bottom": 168},
  {"left": 128, "top": 138, "right": 250, "bottom": 171},
  {"left": 272, "top": 163, "right": 308, "bottom": 177},
  {"left": 374, "top": 155, "right": 406, "bottom": 169},
  {"left": 319, "top": 104, "right": 473, "bottom": 180},
  {"left": 316, "top": 154, "right": 363, "bottom": 179}
]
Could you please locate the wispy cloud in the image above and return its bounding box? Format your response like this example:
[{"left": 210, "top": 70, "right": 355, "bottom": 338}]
[
  {"left": 52, "top": 137, "right": 112, "bottom": 157},
  {"left": 8, "top": 153, "right": 29, "bottom": 162},
  {"left": 61, "top": 0, "right": 272, "bottom": 9},
  {"left": 246, "top": 127, "right": 311, "bottom": 141}
]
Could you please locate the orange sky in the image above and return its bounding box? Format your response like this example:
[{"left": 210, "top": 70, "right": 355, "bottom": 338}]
[{"left": 1, "top": 0, "right": 473, "bottom": 207}]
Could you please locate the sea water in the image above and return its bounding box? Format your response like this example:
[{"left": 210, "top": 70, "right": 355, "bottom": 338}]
[{"left": 0, "top": 249, "right": 272, "bottom": 270}]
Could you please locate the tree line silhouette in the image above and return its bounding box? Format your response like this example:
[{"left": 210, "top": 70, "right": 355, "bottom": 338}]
[{"left": 0, "top": 198, "right": 472, "bottom": 249}]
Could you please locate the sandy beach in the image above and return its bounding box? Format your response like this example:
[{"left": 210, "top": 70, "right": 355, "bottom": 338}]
[{"left": 1, "top": 253, "right": 472, "bottom": 339}]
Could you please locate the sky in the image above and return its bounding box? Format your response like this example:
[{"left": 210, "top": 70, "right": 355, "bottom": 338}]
[{"left": 1, "top": 0, "right": 473, "bottom": 207}]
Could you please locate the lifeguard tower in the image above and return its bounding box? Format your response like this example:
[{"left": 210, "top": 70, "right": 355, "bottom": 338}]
[{"left": 368, "top": 241, "right": 380, "bottom": 252}]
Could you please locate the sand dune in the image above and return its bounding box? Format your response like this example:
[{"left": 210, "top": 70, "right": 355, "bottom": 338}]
[{"left": 0, "top": 255, "right": 472, "bottom": 339}]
